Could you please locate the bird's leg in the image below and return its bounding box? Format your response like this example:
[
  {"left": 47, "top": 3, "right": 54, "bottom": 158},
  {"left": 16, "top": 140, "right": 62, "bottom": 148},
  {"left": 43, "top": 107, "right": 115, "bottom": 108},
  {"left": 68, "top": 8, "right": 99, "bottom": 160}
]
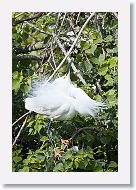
[
  {"left": 45, "top": 119, "right": 55, "bottom": 147},
  {"left": 46, "top": 119, "right": 52, "bottom": 137},
  {"left": 49, "top": 127, "right": 61, "bottom": 140}
]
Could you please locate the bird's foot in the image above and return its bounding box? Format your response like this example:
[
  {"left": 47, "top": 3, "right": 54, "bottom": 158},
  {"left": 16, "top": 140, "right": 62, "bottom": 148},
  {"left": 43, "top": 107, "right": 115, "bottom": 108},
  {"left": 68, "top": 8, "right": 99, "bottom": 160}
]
[
  {"left": 54, "top": 147, "right": 64, "bottom": 161},
  {"left": 60, "top": 138, "right": 72, "bottom": 148}
]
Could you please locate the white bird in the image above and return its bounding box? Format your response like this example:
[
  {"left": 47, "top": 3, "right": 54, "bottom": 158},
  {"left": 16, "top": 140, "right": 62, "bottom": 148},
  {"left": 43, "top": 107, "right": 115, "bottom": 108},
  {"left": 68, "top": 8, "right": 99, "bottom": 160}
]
[{"left": 25, "top": 71, "right": 105, "bottom": 120}]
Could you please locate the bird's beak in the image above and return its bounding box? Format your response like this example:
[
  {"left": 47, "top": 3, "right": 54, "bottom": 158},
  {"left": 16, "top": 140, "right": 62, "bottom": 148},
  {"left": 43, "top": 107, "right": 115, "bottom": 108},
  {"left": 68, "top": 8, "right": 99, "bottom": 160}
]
[{"left": 66, "top": 63, "right": 71, "bottom": 75}]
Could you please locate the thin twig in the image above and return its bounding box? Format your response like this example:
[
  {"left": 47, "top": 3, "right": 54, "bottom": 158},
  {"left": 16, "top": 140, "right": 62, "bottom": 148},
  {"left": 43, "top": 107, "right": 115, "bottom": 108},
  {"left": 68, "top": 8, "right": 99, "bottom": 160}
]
[
  {"left": 113, "top": 12, "right": 118, "bottom": 20},
  {"left": 53, "top": 34, "right": 86, "bottom": 84},
  {"left": 24, "top": 21, "right": 51, "bottom": 36},
  {"left": 76, "top": 12, "right": 80, "bottom": 25},
  {"left": 67, "top": 17, "right": 76, "bottom": 35},
  {"left": 14, "top": 12, "right": 25, "bottom": 19},
  {"left": 12, "top": 111, "right": 31, "bottom": 127},
  {"left": 58, "top": 13, "right": 67, "bottom": 35},
  {"left": 95, "top": 13, "right": 102, "bottom": 36},
  {"left": 70, "top": 127, "right": 101, "bottom": 140},
  {"left": 48, "top": 56, "right": 55, "bottom": 70},
  {"left": 54, "top": 12, "right": 61, "bottom": 33},
  {"left": 12, "top": 116, "right": 28, "bottom": 147},
  {"left": 50, "top": 42, "right": 57, "bottom": 69},
  {"left": 47, "top": 12, "right": 95, "bottom": 82}
]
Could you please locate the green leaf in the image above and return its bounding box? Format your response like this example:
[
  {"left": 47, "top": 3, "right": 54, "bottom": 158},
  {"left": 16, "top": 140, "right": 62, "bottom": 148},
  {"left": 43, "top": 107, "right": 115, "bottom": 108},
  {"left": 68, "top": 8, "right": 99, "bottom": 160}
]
[
  {"left": 13, "top": 156, "right": 22, "bottom": 163},
  {"left": 74, "top": 158, "right": 79, "bottom": 169},
  {"left": 34, "top": 124, "right": 43, "bottom": 132},
  {"left": 99, "top": 54, "right": 105, "bottom": 64},
  {"left": 104, "top": 74, "right": 112, "bottom": 80},
  {"left": 87, "top": 153, "right": 94, "bottom": 159},
  {"left": 106, "top": 47, "right": 118, "bottom": 54},
  {"left": 100, "top": 135, "right": 111, "bottom": 144},
  {"left": 109, "top": 57, "right": 117, "bottom": 68},
  {"left": 106, "top": 79, "right": 113, "bottom": 86},
  {"left": 90, "top": 32, "right": 103, "bottom": 44},
  {"left": 21, "top": 84, "right": 30, "bottom": 93},
  {"left": 98, "top": 66, "right": 108, "bottom": 76},
  {"left": 84, "top": 160, "right": 89, "bottom": 167},
  {"left": 41, "top": 136, "right": 49, "bottom": 142},
  {"left": 85, "top": 44, "right": 97, "bottom": 55},
  {"left": 104, "top": 35, "right": 113, "bottom": 42},
  {"left": 64, "top": 150, "right": 73, "bottom": 160},
  {"left": 13, "top": 71, "right": 19, "bottom": 79},
  {"left": 90, "top": 57, "right": 99, "bottom": 64},
  {"left": 83, "top": 62, "right": 93, "bottom": 72},
  {"left": 108, "top": 161, "right": 118, "bottom": 168},
  {"left": 19, "top": 166, "right": 30, "bottom": 172},
  {"left": 106, "top": 89, "right": 116, "bottom": 96},
  {"left": 107, "top": 94, "right": 117, "bottom": 106},
  {"left": 95, "top": 95, "right": 102, "bottom": 102},
  {"left": 53, "top": 163, "right": 64, "bottom": 172},
  {"left": 12, "top": 79, "right": 20, "bottom": 90},
  {"left": 86, "top": 146, "right": 93, "bottom": 153},
  {"left": 80, "top": 41, "right": 90, "bottom": 50}
]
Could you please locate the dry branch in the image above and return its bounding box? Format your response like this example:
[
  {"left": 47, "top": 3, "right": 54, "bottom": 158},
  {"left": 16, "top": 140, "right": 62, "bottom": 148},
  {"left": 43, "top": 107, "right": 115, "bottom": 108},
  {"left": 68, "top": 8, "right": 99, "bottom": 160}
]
[
  {"left": 47, "top": 12, "right": 95, "bottom": 82},
  {"left": 53, "top": 34, "right": 86, "bottom": 84},
  {"left": 12, "top": 116, "right": 28, "bottom": 147},
  {"left": 16, "top": 55, "right": 42, "bottom": 61},
  {"left": 14, "top": 43, "right": 47, "bottom": 54},
  {"left": 13, "top": 12, "right": 44, "bottom": 25}
]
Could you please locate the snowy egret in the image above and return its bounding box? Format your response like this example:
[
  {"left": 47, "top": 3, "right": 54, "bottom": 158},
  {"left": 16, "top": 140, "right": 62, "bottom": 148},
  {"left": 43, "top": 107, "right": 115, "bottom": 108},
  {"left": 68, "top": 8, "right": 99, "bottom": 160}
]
[
  {"left": 25, "top": 66, "right": 105, "bottom": 145},
  {"left": 25, "top": 72, "right": 105, "bottom": 119}
]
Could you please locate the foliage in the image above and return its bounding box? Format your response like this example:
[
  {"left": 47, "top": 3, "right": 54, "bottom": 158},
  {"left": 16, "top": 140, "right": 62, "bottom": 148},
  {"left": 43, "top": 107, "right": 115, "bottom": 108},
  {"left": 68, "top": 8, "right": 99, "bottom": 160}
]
[{"left": 12, "top": 12, "right": 118, "bottom": 172}]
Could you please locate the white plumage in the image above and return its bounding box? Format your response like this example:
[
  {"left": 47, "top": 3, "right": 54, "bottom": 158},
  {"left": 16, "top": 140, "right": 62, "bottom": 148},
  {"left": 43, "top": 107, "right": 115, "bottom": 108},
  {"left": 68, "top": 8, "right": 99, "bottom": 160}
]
[{"left": 25, "top": 73, "right": 105, "bottom": 120}]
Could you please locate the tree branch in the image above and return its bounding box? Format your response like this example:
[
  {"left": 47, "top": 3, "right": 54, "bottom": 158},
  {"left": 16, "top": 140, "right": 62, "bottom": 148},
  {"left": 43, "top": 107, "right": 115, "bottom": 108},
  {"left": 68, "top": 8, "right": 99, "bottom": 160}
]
[
  {"left": 113, "top": 12, "right": 118, "bottom": 20},
  {"left": 16, "top": 55, "right": 42, "bottom": 61},
  {"left": 24, "top": 21, "right": 51, "bottom": 36},
  {"left": 70, "top": 127, "right": 101, "bottom": 140},
  {"left": 47, "top": 12, "right": 95, "bottom": 82},
  {"left": 12, "top": 111, "right": 31, "bottom": 127},
  {"left": 13, "top": 12, "right": 44, "bottom": 25},
  {"left": 58, "top": 13, "right": 67, "bottom": 35},
  {"left": 12, "top": 115, "right": 28, "bottom": 147},
  {"left": 14, "top": 43, "right": 47, "bottom": 54},
  {"left": 53, "top": 34, "right": 86, "bottom": 84}
]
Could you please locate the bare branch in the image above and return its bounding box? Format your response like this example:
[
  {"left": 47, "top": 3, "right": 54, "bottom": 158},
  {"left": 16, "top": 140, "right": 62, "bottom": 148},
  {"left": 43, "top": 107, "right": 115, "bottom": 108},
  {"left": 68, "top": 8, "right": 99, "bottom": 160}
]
[
  {"left": 54, "top": 12, "right": 61, "bottom": 33},
  {"left": 12, "top": 116, "right": 28, "bottom": 147},
  {"left": 16, "top": 55, "right": 42, "bottom": 61},
  {"left": 24, "top": 21, "right": 51, "bottom": 36},
  {"left": 13, "top": 12, "right": 44, "bottom": 25},
  {"left": 113, "top": 12, "right": 118, "bottom": 20},
  {"left": 47, "top": 12, "right": 95, "bottom": 82},
  {"left": 70, "top": 127, "right": 101, "bottom": 140},
  {"left": 14, "top": 43, "right": 46, "bottom": 54},
  {"left": 50, "top": 42, "right": 57, "bottom": 69},
  {"left": 12, "top": 111, "right": 31, "bottom": 127},
  {"left": 14, "top": 12, "right": 25, "bottom": 19},
  {"left": 67, "top": 17, "right": 76, "bottom": 35},
  {"left": 58, "top": 13, "right": 67, "bottom": 35},
  {"left": 76, "top": 12, "right": 80, "bottom": 25},
  {"left": 53, "top": 34, "right": 86, "bottom": 84}
]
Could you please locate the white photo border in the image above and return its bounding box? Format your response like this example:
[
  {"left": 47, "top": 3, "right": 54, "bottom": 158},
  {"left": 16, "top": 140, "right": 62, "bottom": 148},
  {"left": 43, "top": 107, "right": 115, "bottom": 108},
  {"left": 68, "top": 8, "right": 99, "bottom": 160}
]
[{"left": 0, "top": 0, "right": 130, "bottom": 184}]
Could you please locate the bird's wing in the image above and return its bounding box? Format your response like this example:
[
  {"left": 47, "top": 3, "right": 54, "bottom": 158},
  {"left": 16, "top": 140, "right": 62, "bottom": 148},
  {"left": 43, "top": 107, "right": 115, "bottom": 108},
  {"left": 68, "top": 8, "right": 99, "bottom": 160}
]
[
  {"left": 25, "top": 89, "right": 75, "bottom": 119},
  {"left": 70, "top": 87, "right": 106, "bottom": 116}
]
